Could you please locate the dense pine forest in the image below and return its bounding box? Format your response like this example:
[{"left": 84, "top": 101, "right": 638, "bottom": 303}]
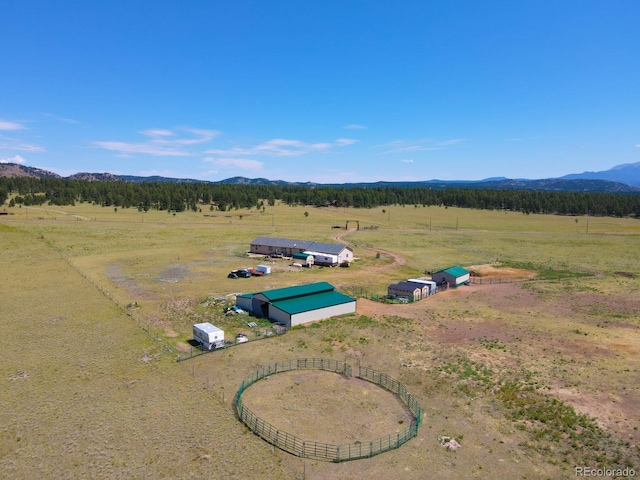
[{"left": 1, "top": 176, "right": 640, "bottom": 218}]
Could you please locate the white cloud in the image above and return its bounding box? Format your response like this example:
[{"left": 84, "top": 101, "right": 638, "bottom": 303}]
[
  {"left": 178, "top": 128, "right": 220, "bottom": 145},
  {"left": 344, "top": 124, "right": 367, "bottom": 130},
  {"left": 0, "top": 139, "right": 45, "bottom": 152},
  {"left": 437, "top": 139, "right": 463, "bottom": 146},
  {"left": 93, "top": 127, "right": 220, "bottom": 156},
  {"left": 43, "top": 113, "right": 79, "bottom": 124},
  {"left": 140, "top": 129, "right": 175, "bottom": 138},
  {"left": 335, "top": 138, "right": 358, "bottom": 147},
  {"left": 204, "top": 147, "right": 253, "bottom": 156},
  {"left": 138, "top": 169, "right": 179, "bottom": 177},
  {"left": 203, "top": 157, "right": 263, "bottom": 170},
  {"left": 380, "top": 138, "right": 462, "bottom": 154},
  {"left": 0, "top": 120, "right": 27, "bottom": 131},
  {"left": 205, "top": 137, "right": 357, "bottom": 158},
  {"left": 0, "top": 155, "right": 27, "bottom": 164},
  {"left": 92, "top": 141, "right": 189, "bottom": 156},
  {"left": 386, "top": 144, "right": 442, "bottom": 153},
  {"left": 401, "top": 159, "right": 414, "bottom": 163},
  {"left": 0, "top": 120, "right": 43, "bottom": 151}
]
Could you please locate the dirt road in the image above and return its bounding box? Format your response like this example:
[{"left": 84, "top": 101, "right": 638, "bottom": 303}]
[{"left": 333, "top": 228, "right": 406, "bottom": 266}]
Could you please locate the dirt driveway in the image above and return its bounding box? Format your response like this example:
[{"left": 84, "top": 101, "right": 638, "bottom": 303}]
[{"left": 333, "top": 228, "right": 406, "bottom": 266}]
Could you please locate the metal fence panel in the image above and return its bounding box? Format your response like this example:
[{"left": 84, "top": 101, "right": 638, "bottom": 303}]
[{"left": 234, "top": 359, "right": 422, "bottom": 462}]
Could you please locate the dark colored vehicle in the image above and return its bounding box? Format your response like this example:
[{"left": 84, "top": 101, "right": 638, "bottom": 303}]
[{"left": 228, "top": 269, "right": 251, "bottom": 278}]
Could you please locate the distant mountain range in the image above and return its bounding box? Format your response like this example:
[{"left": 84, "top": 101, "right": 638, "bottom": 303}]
[{"left": 1, "top": 161, "right": 640, "bottom": 193}]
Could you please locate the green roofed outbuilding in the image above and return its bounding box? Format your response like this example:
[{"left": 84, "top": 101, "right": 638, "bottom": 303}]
[
  {"left": 292, "top": 252, "right": 314, "bottom": 267},
  {"left": 432, "top": 266, "right": 470, "bottom": 287},
  {"left": 235, "top": 282, "right": 356, "bottom": 328}
]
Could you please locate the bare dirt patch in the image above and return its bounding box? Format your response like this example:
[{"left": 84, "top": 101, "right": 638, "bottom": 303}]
[
  {"left": 467, "top": 263, "right": 537, "bottom": 279},
  {"left": 240, "top": 370, "right": 414, "bottom": 445},
  {"left": 356, "top": 278, "right": 640, "bottom": 449},
  {"left": 157, "top": 265, "right": 188, "bottom": 283},
  {"left": 105, "top": 264, "right": 159, "bottom": 300},
  {"left": 615, "top": 271, "right": 637, "bottom": 278}
]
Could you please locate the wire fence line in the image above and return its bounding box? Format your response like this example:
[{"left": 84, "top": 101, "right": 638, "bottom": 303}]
[
  {"left": 45, "top": 237, "right": 171, "bottom": 350},
  {"left": 468, "top": 276, "right": 529, "bottom": 285},
  {"left": 176, "top": 326, "right": 289, "bottom": 362},
  {"left": 234, "top": 358, "right": 421, "bottom": 462}
]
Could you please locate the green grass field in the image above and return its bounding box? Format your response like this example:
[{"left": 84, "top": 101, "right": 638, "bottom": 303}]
[{"left": 2, "top": 201, "right": 639, "bottom": 479}]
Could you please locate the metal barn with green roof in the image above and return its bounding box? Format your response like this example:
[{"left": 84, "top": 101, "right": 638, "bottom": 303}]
[
  {"left": 235, "top": 282, "right": 356, "bottom": 328},
  {"left": 432, "top": 266, "right": 470, "bottom": 287}
]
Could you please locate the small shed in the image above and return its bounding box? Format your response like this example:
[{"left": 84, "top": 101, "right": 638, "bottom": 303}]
[
  {"left": 407, "top": 278, "right": 437, "bottom": 296},
  {"left": 405, "top": 281, "right": 430, "bottom": 298},
  {"left": 388, "top": 281, "right": 423, "bottom": 302},
  {"left": 432, "top": 266, "right": 470, "bottom": 287},
  {"left": 292, "top": 252, "right": 314, "bottom": 267}
]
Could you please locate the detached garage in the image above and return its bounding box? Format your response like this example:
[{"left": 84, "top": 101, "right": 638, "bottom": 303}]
[
  {"left": 236, "top": 282, "right": 356, "bottom": 329},
  {"left": 432, "top": 266, "right": 470, "bottom": 287}
]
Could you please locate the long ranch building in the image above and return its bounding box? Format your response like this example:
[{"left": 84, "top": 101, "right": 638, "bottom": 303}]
[{"left": 250, "top": 237, "right": 353, "bottom": 266}]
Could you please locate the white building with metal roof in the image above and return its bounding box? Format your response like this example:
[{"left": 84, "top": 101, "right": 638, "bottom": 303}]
[
  {"left": 250, "top": 237, "right": 353, "bottom": 265},
  {"left": 236, "top": 282, "right": 357, "bottom": 328}
]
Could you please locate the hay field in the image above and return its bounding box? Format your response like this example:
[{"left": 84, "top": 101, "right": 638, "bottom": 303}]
[{"left": 1, "top": 201, "right": 640, "bottom": 479}]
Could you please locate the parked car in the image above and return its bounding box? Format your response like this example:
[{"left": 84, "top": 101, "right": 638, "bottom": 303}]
[
  {"left": 228, "top": 269, "right": 251, "bottom": 278},
  {"left": 236, "top": 333, "right": 248, "bottom": 344}
]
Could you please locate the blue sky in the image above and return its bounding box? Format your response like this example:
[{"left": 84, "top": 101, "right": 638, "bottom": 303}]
[{"left": 1, "top": 1, "right": 639, "bottom": 183}]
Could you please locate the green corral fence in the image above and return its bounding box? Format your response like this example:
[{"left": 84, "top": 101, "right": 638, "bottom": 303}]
[{"left": 233, "top": 358, "right": 422, "bottom": 462}]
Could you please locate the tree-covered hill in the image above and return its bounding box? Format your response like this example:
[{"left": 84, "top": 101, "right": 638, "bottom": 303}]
[{"left": 1, "top": 175, "right": 640, "bottom": 218}]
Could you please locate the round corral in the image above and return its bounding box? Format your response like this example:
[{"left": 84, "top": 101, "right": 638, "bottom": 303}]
[{"left": 234, "top": 359, "right": 421, "bottom": 462}]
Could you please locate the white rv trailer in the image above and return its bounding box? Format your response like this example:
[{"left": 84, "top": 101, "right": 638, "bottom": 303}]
[
  {"left": 304, "top": 251, "right": 339, "bottom": 266},
  {"left": 193, "top": 322, "right": 225, "bottom": 350}
]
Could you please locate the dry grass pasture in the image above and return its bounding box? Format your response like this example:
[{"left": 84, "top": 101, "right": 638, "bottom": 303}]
[{"left": 1, "top": 201, "right": 640, "bottom": 479}]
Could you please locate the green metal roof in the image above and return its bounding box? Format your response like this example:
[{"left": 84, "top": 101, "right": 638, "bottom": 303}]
[
  {"left": 435, "top": 266, "right": 470, "bottom": 277},
  {"left": 292, "top": 252, "right": 312, "bottom": 260},
  {"left": 259, "top": 282, "right": 335, "bottom": 302},
  {"left": 272, "top": 290, "right": 355, "bottom": 315}
]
